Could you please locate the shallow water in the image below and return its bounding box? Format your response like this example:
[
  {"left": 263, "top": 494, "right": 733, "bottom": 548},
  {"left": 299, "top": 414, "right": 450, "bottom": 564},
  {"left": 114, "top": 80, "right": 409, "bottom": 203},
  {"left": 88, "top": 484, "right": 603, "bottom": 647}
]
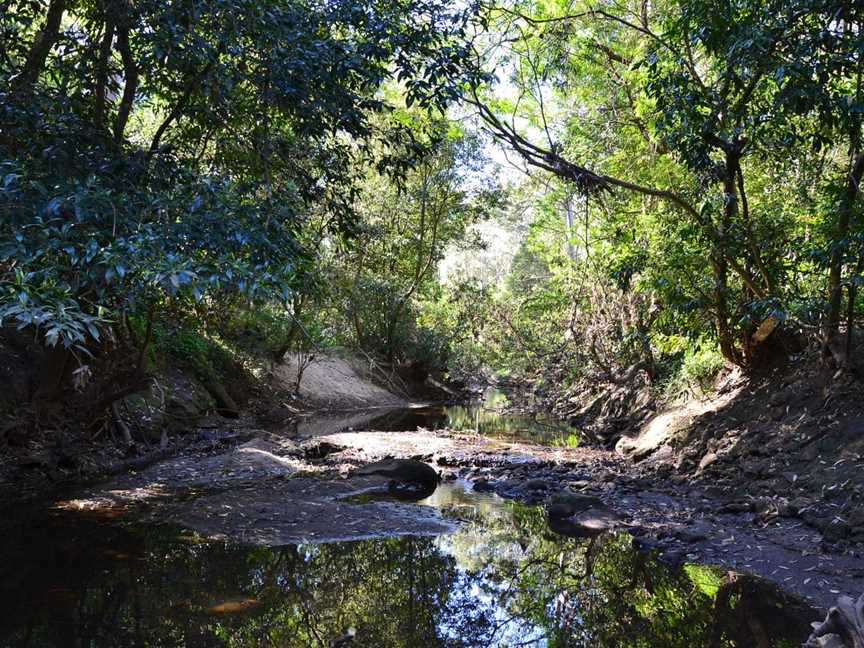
[
  {"left": 325, "top": 388, "right": 584, "bottom": 447},
  {"left": 0, "top": 480, "right": 817, "bottom": 647}
]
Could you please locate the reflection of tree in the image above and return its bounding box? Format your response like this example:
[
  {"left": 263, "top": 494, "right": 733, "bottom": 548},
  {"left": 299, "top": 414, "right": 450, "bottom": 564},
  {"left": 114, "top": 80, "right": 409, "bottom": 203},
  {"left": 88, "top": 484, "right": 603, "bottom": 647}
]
[
  {"left": 444, "top": 503, "right": 815, "bottom": 648},
  {"left": 0, "top": 512, "right": 490, "bottom": 647},
  {"left": 0, "top": 503, "right": 816, "bottom": 647}
]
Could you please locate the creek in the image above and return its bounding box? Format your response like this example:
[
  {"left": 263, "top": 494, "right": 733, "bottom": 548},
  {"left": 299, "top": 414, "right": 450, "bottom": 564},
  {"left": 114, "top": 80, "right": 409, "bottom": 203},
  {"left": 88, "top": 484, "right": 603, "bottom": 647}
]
[
  {"left": 295, "top": 387, "right": 584, "bottom": 448},
  {"left": 0, "top": 475, "right": 818, "bottom": 647}
]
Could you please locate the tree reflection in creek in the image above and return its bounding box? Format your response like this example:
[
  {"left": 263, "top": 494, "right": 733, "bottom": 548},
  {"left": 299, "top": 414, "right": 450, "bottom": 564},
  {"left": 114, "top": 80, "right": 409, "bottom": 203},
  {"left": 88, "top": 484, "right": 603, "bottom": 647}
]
[{"left": 0, "top": 492, "right": 817, "bottom": 647}]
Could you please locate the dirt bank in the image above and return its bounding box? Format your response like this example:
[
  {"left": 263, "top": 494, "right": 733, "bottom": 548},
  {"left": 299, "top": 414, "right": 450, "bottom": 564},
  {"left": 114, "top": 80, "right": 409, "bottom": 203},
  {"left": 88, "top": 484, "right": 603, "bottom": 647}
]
[
  {"left": 0, "top": 347, "right": 413, "bottom": 503},
  {"left": 614, "top": 359, "right": 864, "bottom": 548},
  {"left": 276, "top": 350, "right": 407, "bottom": 409}
]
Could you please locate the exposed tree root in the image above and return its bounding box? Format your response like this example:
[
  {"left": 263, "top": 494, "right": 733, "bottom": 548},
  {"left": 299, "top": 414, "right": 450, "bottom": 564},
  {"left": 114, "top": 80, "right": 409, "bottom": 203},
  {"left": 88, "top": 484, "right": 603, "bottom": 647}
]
[{"left": 806, "top": 593, "right": 864, "bottom": 648}]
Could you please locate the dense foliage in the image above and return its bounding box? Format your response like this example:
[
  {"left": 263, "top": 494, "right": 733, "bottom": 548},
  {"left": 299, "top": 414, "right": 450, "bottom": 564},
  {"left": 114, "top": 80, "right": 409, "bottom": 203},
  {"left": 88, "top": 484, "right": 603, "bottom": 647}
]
[
  {"left": 440, "top": 0, "right": 864, "bottom": 400},
  {"left": 0, "top": 0, "right": 482, "bottom": 403},
  {"left": 2, "top": 0, "right": 862, "bottom": 414}
]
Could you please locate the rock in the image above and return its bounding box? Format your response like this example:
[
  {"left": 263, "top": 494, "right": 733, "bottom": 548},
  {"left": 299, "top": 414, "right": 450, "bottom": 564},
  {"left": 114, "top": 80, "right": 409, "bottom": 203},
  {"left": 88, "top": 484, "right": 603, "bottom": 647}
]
[
  {"left": 303, "top": 441, "right": 345, "bottom": 459},
  {"left": 801, "top": 444, "right": 820, "bottom": 461},
  {"left": 632, "top": 536, "right": 661, "bottom": 552},
  {"left": 525, "top": 478, "right": 550, "bottom": 491},
  {"left": 257, "top": 405, "right": 297, "bottom": 425},
  {"left": 523, "top": 492, "right": 546, "bottom": 505},
  {"left": 790, "top": 496, "right": 815, "bottom": 514},
  {"left": 546, "top": 492, "right": 604, "bottom": 520},
  {"left": 549, "top": 508, "right": 620, "bottom": 538},
  {"left": 472, "top": 478, "right": 496, "bottom": 493},
  {"left": 847, "top": 507, "right": 864, "bottom": 532},
  {"left": 355, "top": 458, "right": 439, "bottom": 487},
  {"left": 719, "top": 501, "right": 752, "bottom": 514},
  {"left": 386, "top": 481, "right": 437, "bottom": 501},
  {"left": 567, "top": 480, "right": 591, "bottom": 490},
  {"left": 697, "top": 452, "right": 718, "bottom": 472},
  {"left": 673, "top": 522, "right": 711, "bottom": 543},
  {"left": 823, "top": 519, "right": 852, "bottom": 543},
  {"left": 658, "top": 549, "right": 686, "bottom": 567},
  {"left": 743, "top": 459, "right": 767, "bottom": 479}
]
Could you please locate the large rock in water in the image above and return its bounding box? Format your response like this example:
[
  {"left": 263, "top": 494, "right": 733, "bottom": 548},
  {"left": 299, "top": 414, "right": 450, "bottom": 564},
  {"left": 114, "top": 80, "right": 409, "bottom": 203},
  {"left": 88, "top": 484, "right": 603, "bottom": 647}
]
[
  {"left": 547, "top": 491, "right": 619, "bottom": 538},
  {"left": 548, "top": 508, "right": 621, "bottom": 538},
  {"left": 546, "top": 491, "right": 604, "bottom": 519},
  {"left": 355, "top": 458, "right": 440, "bottom": 488}
]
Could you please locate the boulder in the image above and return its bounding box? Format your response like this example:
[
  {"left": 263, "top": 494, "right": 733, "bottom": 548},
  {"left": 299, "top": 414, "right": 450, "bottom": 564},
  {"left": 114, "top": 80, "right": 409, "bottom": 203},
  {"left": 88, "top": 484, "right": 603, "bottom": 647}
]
[
  {"left": 355, "top": 458, "right": 439, "bottom": 487},
  {"left": 549, "top": 508, "right": 621, "bottom": 538},
  {"left": 546, "top": 491, "right": 604, "bottom": 520}
]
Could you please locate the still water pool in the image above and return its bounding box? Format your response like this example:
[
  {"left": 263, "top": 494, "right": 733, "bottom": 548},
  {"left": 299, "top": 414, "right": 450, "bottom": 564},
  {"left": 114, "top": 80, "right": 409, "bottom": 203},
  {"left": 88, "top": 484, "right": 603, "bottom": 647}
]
[
  {"left": 328, "top": 388, "right": 584, "bottom": 447},
  {"left": 0, "top": 480, "right": 817, "bottom": 647}
]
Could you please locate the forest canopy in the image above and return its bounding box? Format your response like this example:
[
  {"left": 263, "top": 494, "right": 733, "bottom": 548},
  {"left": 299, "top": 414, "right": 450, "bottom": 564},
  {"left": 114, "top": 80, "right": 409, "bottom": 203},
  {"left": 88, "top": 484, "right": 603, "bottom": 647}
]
[{"left": 0, "top": 0, "right": 862, "bottom": 414}]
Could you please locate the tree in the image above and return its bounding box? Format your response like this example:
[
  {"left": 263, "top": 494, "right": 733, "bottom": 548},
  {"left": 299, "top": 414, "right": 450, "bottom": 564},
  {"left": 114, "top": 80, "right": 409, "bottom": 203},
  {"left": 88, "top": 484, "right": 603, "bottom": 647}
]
[
  {"left": 336, "top": 125, "right": 500, "bottom": 364},
  {"left": 468, "top": 0, "right": 864, "bottom": 368},
  {"left": 0, "top": 0, "right": 481, "bottom": 405}
]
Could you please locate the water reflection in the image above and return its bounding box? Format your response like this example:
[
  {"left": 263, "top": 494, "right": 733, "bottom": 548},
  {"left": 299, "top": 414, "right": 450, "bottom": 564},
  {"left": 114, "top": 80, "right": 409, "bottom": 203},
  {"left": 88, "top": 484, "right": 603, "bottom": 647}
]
[
  {"left": 341, "top": 388, "right": 583, "bottom": 447},
  {"left": 0, "top": 485, "right": 816, "bottom": 647}
]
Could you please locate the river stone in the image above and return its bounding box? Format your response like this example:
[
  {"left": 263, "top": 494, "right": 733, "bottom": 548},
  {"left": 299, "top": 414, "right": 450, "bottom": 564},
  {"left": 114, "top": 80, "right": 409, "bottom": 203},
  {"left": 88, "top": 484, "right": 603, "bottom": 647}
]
[
  {"left": 697, "top": 452, "right": 718, "bottom": 472},
  {"left": 548, "top": 508, "right": 620, "bottom": 538},
  {"left": 673, "top": 522, "right": 711, "bottom": 543},
  {"left": 355, "top": 458, "right": 439, "bottom": 487},
  {"left": 525, "top": 478, "right": 550, "bottom": 491},
  {"left": 546, "top": 492, "right": 604, "bottom": 520},
  {"left": 822, "top": 519, "right": 851, "bottom": 543},
  {"left": 472, "top": 478, "right": 497, "bottom": 493},
  {"left": 302, "top": 441, "right": 345, "bottom": 459}
]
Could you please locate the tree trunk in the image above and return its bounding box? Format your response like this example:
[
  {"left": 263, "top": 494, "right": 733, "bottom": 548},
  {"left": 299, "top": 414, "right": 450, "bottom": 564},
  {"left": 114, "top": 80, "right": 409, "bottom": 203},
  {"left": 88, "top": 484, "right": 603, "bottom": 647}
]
[
  {"left": 113, "top": 19, "right": 138, "bottom": 142},
  {"left": 805, "top": 591, "right": 864, "bottom": 648},
  {"left": 846, "top": 251, "right": 864, "bottom": 359},
  {"left": 93, "top": 16, "right": 116, "bottom": 130},
  {"left": 11, "top": 0, "right": 66, "bottom": 94},
  {"left": 201, "top": 376, "right": 239, "bottom": 418},
  {"left": 824, "top": 152, "right": 864, "bottom": 365},
  {"left": 273, "top": 295, "right": 306, "bottom": 361},
  {"left": 714, "top": 157, "right": 741, "bottom": 365}
]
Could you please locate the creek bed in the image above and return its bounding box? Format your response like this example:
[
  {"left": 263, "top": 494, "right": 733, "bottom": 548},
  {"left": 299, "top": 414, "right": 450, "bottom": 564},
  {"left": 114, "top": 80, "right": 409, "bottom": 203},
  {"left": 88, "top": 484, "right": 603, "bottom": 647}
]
[{"left": 0, "top": 479, "right": 818, "bottom": 647}]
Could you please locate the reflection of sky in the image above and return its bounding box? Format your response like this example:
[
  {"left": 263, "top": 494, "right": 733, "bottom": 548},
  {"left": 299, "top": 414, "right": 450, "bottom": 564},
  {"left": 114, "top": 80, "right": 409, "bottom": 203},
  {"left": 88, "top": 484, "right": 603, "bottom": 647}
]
[
  {"left": 436, "top": 534, "right": 548, "bottom": 647},
  {"left": 423, "top": 481, "right": 548, "bottom": 647}
]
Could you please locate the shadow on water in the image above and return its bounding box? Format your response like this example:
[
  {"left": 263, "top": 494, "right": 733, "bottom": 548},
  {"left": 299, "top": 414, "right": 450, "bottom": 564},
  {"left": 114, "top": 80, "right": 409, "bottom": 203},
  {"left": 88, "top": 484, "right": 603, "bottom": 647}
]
[
  {"left": 0, "top": 481, "right": 818, "bottom": 648},
  {"left": 311, "top": 388, "right": 585, "bottom": 447}
]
